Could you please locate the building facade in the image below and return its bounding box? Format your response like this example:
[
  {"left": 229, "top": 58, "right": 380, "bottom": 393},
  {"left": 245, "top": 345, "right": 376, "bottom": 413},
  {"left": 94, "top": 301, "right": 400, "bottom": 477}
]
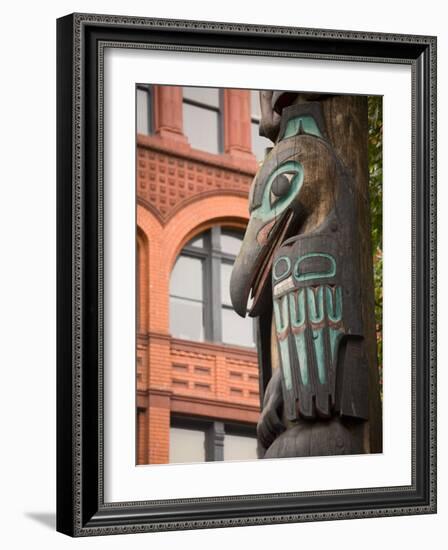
[{"left": 136, "top": 85, "right": 270, "bottom": 465}]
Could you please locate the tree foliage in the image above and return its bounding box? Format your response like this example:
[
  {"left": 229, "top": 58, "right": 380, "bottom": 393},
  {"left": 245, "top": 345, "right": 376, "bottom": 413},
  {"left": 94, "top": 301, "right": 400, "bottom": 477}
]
[{"left": 368, "top": 96, "right": 383, "bottom": 390}]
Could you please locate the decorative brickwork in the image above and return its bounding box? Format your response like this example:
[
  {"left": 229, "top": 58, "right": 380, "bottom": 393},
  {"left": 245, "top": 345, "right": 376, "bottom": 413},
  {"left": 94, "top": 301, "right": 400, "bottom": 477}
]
[
  {"left": 170, "top": 339, "right": 259, "bottom": 406},
  {"left": 135, "top": 86, "right": 262, "bottom": 465},
  {"left": 137, "top": 137, "right": 256, "bottom": 222},
  {"left": 136, "top": 191, "right": 262, "bottom": 465}
]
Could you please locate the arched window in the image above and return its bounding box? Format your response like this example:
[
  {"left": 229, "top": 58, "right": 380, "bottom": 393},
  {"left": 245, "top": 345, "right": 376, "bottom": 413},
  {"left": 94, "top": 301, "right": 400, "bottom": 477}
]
[{"left": 169, "top": 226, "right": 254, "bottom": 347}]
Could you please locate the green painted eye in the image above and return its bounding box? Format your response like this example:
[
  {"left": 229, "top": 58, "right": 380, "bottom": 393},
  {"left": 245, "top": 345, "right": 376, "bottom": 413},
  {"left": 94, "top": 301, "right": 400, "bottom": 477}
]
[{"left": 252, "top": 161, "right": 304, "bottom": 222}]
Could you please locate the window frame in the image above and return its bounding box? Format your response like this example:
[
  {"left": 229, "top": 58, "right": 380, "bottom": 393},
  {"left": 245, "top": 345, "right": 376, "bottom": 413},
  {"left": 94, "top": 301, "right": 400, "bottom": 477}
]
[
  {"left": 136, "top": 83, "right": 153, "bottom": 135},
  {"left": 170, "top": 414, "right": 257, "bottom": 463},
  {"left": 169, "top": 416, "right": 209, "bottom": 463},
  {"left": 169, "top": 253, "right": 206, "bottom": 342},
  {"left": 182, "top": 87, "right": 224, "bottom": 154},
  {"left": 250, "top": 117, "right": 262, "bottom": 159},
  {"left": 250, "top": 90, "right": 262, "bottom": 144},
  {"left": 250, "top": 90, "right": 272, "bottom": 161},
  {"left": 169, "top": 226, "right": 255, "bottom": 347}
]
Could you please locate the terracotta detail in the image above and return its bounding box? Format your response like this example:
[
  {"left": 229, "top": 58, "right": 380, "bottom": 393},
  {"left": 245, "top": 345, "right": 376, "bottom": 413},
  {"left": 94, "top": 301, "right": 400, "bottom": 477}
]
[
  {"left": 223, "top": 88, "right": 253, "bottom": 161},
  {"left": 136, "top": 86, "right": 262, "bottom": 464},
  {"left": 153, "top": 85, "right": 188, "bottom": 143},
  {"left": 171, "top": 395, "right": 260, "bottom": 424},
  {"left": 137, "top": 136, "right": 256, "bottom": 222}
]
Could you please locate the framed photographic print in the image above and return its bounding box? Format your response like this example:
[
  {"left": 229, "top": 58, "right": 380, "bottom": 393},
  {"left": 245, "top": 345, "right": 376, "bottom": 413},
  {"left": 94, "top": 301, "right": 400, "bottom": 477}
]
[{"left": 56, "top": 13, "right": 437, "bottom": 536}]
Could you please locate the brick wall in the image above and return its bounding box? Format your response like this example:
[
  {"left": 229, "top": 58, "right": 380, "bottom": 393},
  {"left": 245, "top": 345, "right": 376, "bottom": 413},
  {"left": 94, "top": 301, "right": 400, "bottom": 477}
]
[{"left": 136, "top": 85, "right": 262, "bottom": 465}]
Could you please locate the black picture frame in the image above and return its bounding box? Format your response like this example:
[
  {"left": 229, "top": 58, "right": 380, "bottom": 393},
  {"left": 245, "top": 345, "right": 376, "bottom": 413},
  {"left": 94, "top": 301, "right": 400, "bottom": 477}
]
[{"left": 56, "top": 13, "right": 437, "bottom": 536}]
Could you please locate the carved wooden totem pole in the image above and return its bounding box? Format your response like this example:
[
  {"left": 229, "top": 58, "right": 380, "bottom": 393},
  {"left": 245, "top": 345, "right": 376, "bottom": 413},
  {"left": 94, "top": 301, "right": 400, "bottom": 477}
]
[{"left": 230, "top": 91, "right": 382, "bottom": 458}]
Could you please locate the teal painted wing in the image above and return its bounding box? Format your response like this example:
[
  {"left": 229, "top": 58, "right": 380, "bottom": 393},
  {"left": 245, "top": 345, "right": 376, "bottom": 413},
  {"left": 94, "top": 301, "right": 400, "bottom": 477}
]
[{"left": 273, "top": 282, "right": 344, "bottom": 419}]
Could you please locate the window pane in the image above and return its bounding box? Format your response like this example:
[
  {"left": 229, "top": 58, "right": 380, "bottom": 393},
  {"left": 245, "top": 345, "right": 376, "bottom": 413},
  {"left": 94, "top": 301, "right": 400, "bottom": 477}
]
[
  {"left": 137, "top": 87, "right": 150, "bottom": 134},
  {"left": 183, "top": 86, "right": 220, "bottom": 108},
  {"left": 220, "top": 262, "right": 233, "bottom": 306},
  {"left": 250, "top": 90, "right": 261, "bottom": 119},
  {"left": 220, "top": 231, "right": 243, "bottom": 256},
  {"left": 183, "top": 103, "right": 220, "bottom": 154},
  {"left": 251, "top": 121, "right": 272, "bottom": 162},
  {"left": 224, "top": 433, "right": 258, "bottom": 461},
  {"left": 169, "top": 427, "right": 205, "bottom": 463},
  {"left": 185, "top": 234, "right": 205, "bottom": 249},
  {"left": 170, "top": 297, "right": 204, "bottom": 341},
  {"left": 170, "top": 255, "right": 203, "bottom": 300},
  {"left": 222, "top": 307, "right": 254, "bottom": 347}
]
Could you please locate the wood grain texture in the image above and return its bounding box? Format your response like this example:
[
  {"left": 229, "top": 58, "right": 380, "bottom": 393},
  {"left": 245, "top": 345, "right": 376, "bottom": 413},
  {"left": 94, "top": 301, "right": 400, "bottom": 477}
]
[
  {"left": 249, "top": 94, "right": 382, "bottom": 456},
  {"left": 321, "top": 95, "right": 382, "bottom": 453}
]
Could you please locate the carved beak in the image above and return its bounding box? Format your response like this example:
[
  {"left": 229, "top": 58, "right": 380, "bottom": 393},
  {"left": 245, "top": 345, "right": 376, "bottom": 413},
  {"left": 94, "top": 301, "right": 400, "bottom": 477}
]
[{"left": 230, "top": 210, "right": 293, "bottom": 318}]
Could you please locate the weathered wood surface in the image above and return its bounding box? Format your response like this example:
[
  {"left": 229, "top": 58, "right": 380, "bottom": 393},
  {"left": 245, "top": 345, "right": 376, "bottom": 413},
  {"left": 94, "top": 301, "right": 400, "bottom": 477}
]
[
  {"left": 231, "top": 91, "right": 382, "bottom": 457},
  {"left": 320, "top": 95, "right": 382, "bottom": 453}
]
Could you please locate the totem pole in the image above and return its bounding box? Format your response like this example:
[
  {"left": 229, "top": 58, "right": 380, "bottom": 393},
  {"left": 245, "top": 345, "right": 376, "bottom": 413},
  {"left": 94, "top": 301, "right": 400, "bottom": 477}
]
[{"left": 230, "top": 91, "right": 382, "bottom": 458}]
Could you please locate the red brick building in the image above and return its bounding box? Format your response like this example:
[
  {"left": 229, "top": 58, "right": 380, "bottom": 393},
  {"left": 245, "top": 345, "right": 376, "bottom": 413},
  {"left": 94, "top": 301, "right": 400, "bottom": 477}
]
[{"left": 136, "top": 85, "right": 271, "bottom": 464}]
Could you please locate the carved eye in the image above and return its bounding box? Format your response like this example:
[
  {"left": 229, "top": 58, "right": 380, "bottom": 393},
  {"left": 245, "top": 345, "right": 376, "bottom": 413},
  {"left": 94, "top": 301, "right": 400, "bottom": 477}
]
[
  {"left": 270, "top": 172, "right": 295, "bottom": 205},
  {"left": 254, "top": 160, "right": 303, "bottom": 221}
]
